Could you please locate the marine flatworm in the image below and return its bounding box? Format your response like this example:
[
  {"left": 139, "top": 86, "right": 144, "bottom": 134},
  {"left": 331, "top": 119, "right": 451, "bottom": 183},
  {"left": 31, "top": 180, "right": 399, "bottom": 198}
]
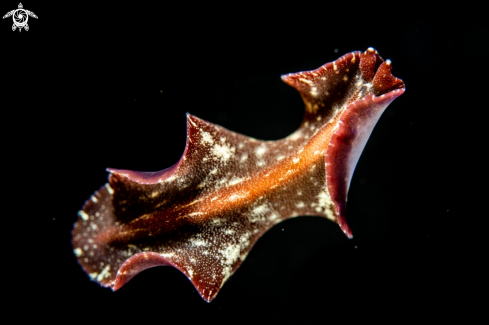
[{"left": 72, "top": 48, "right": 405, "bottom": 302}]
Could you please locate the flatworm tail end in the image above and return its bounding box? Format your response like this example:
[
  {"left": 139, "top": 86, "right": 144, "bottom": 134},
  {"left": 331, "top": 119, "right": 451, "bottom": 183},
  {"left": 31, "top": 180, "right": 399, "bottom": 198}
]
[{"left": 72, "top": 183, "right": 199, "bottom": 297}]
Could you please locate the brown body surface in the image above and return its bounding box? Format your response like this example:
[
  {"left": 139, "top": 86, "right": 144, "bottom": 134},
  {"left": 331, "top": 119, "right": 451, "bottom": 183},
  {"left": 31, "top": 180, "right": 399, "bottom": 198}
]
[{"left": 72, "top": 48, "right": 405, "bottom": 302}]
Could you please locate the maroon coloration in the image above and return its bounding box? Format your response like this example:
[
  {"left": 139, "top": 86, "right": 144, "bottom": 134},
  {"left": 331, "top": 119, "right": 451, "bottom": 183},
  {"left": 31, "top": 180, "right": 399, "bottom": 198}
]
[
  {"left": 72, "top": 48, "right": 405, "bottom": 302},
  {"left": 326, "top": 90, "right": 404, "bottom": 238}
]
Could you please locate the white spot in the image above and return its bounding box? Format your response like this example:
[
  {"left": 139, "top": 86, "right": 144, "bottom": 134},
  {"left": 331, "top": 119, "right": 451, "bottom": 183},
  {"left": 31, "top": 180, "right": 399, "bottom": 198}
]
[
  {"left": 250, "top": 203, "right": 271, "bottom": 223},
  {"left": 276, "top": 155, "right": 285, "bottom": 161},
  {"left": 220, "top": 244, "right": 241, "bottom": 266},
  {"left": 189, "top": 118, "right": 198, "bottom": 127},
  {"left": 212, "top": 143, "right": 235, "bottom": 162},
  {"left": 310, "top": 86, "right": 318, "bottom": 97},
  {"left": 73, "top": 247, "right": 83, "bottom": 257},
  {"left": 90, "top": 223, "right": 98, "bottom": 230},
  {"left": 239, "top": 233, "right": 251, "bottom": 247},
  {"left": 190, "top": 237, "right": 208, "bottom": 247},
  {"left": 210, "top": 168, "right": 218, "bottom": 175},
  {"left": 219, "top": 243, "right": 241, "bottom": 284},
  {"left": 89, "top": 272, "right": 98, "bottom": 280},
  {"left": 268, "top": 212, "right": 279, "bottom": 222},
  {"left": 296, "top": 202, "right": 305, "bottom": 208},
  {"left": 225, "top": 229, "right": 235, "bottom": 235},
  {"left": 228, "top": 194, "right": 242, "bottom": 201},
  {"left": 219, "top": 178, "right": 228, "bottom": 185},
  {"left": 188, "top": 212, "right": 204, "bottom": 217},
  {"left": 255, "top": 144, "right": 267, "bottom": 158},
  {"left": 289, "top": 130, "right": 302, "bottom": 141},
  {"left": 293, "top": 157, "right": 300, "bottom": 164},
  {"left": 186, "top": 198, "right": 203, "bottom": 207},
  {"left": 160, "top": 252, "right": 175, "bottom": 259},
  {"left": 256, "top": 160, "right": 265, "bottom": 167},
  {"left": 368, "top": 47, "right": 374, "bottom": 52},
  {"left": 228, "top": 176, "right": 245, "bottom": 186},
  {"left": 105, "top": 183, "right": 114, "bottom": 195},
  {"left": 317, "top": 191, "right": 336, "bottom": 221},
  {"left": 91, "top": 196, "right": 98, "bottom": 203},
  {"left": 333, "top": 62, "right": 337, "bottom": 71},
  {"left": 299, "top": 78, "right": 313, "bottom": 85},
  {"left": 187, "top": 267, "right": 194, "bottom": 278},
  {"left": 240, "top": 153, "right": 248, "bottom": 162},
  {"left": 386, "top": 59, "right": 391, "bottom": 65},
  {"left": 201, "top": 131, "right": 214, "bottom": 145},
  {"left": 97, "top": 265, "right": 111, "bottom": 282},
  {"left": 252, "top": 204, "right": 269, "bottom": 216},
  {"left": 78, "top": 210, "right": 89, "bottom": 221}
]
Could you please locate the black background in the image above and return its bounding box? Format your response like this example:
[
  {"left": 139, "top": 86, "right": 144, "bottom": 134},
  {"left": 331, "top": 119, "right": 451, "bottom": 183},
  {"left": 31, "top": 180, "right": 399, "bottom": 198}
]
[{"left": 2, "top": 3, "right": 486, "bottom": 323}]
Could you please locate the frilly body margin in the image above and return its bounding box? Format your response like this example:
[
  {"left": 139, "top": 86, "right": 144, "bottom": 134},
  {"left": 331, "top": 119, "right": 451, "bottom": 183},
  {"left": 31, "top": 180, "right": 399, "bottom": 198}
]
[{"left": 72, "top": 48, "right": 405, "bottom": 302}]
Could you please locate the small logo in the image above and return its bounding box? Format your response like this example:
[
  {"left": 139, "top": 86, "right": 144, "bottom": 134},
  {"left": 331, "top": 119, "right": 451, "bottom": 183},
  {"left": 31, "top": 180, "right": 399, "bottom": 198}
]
[{"left": 3, "top": 3, "right": 37, "bottom": 32}]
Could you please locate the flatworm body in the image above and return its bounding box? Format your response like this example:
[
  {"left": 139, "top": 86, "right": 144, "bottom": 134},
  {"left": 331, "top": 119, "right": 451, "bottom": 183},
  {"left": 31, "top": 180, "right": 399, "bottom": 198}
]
[{"left": 72, "top": 48, "right": 405, "bottom": 302}]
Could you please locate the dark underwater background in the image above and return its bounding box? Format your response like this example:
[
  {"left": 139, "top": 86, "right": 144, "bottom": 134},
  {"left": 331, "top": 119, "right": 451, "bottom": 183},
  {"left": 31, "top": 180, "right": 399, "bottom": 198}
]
[{"left": 2, "top": 3, "right": 486, "bottom": 323}]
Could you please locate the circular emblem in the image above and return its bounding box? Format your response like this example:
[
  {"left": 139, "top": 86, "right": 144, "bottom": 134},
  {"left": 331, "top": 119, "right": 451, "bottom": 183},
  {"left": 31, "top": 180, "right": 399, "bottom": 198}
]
[{"left": 13, "top": 9, "right": 28, "bottom": 28}]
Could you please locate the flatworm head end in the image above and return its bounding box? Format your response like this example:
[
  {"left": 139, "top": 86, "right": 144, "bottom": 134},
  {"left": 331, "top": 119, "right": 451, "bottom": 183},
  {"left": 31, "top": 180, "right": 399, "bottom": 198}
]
[{"left": 282, "top": 48, "right": 405, "bottom": 238}]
